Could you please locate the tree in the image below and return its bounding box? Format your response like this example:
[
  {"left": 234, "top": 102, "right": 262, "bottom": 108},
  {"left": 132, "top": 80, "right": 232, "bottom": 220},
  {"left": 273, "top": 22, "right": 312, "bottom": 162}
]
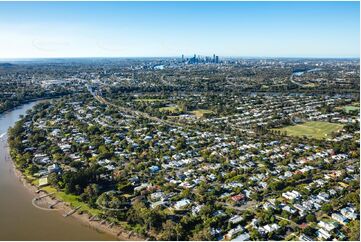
[
  {"left": 158, "top": 220, "right": 182, "bottom": 240},
  {"left": 117, "top": 182, "right": 133, "bottom": 193},
  {"left": 48, "top": 173, "right": 60, "bottom": 187},
  {"left": 81, "top": 184, "right": 100, "bottom": 207},
  {"left": 127, "top": 201, "right": 149, "bottom": 226},
  {"left": 62, "top": 165, "right": 101, "bottom": 194},
  {"left": 347, "top": 220, "right": 360, "bottom": 241},
  {"left": 303, "top": 226, "right": 316, "bottom": 237},
  {"left": 321, "top": 204, "right": 332, "bottom": 214},
  {"left": 190, "top": 227, "right": 213, "bottom": 241},
  {"left": 249, "top": 228, "right": 261, "bottom": 240},
  {"left": 70, "top": 160, "right": 83, "bottom": 169},
  {"left": 269, "top": 180, "right": 285, "bottom": 191},
  {"left": 278, "top": 219, "right": 289, "bottom": 227},
  {"left": 306, "top": 214, "right": 316, "bottom": 223},
  {"left": 143, "top": 209, "right": 164, "bottom": 232}
]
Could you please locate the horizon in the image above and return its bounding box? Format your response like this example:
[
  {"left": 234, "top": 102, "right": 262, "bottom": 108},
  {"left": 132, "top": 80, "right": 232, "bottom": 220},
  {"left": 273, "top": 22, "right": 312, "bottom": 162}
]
[
  {"left": 0, "top": 55, "right": 360, "bottom": 62},
  {"left": 0, "top": 1, "right": 359, "bottom": 59}
]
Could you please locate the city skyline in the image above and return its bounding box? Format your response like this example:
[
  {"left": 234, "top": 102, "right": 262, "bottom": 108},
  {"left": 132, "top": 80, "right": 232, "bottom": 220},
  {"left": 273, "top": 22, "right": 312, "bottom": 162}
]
[{"left": 0, "top": 1, "right": 359, "bottom": 58}]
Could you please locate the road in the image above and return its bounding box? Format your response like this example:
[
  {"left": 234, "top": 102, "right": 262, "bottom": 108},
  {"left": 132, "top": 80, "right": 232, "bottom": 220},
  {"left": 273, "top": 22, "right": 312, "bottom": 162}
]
[
  {"left": 94, "top": 94, "right": 187, "bottom": 128},
  {"left": 87, "top": 83, "right": 257, "bottom": 138},
  {"left": 289, "top": 73, "right": 307, "bottom": 88}
]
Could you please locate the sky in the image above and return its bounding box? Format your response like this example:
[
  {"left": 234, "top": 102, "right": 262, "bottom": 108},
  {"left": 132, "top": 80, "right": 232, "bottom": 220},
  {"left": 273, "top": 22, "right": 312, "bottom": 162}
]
[{"left": 0, "top": 1, "right": 359, "bottom": 58}]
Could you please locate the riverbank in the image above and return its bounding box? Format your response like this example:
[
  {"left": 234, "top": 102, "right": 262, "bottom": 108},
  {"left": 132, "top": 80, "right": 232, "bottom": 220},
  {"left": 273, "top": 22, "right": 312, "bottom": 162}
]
[
  {"left": 0, "top": 93, "right": 74, "bottom": 115},
  {"left": 6, "top": 141, "right": 143, "bottom": 241},
  {"left": 1, "top": 100, "right": 116, "bottom": 240}
]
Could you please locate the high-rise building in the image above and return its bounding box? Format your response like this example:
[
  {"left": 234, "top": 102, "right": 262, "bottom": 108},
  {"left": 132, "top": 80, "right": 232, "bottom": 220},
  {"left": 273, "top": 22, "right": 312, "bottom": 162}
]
[{"left": 183, "top": 53, "right": 219, "bottom": 64}]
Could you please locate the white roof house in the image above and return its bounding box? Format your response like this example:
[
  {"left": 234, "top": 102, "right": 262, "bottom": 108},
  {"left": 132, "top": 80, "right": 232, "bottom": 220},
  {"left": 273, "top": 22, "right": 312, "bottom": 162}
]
[
  {"left": 318, "top": 221, "right": 336, "bottom": 232},
  {"left": 316, "top": 228, "right": 331, "bottom": 240},
  {"left": 263, "top": 223, "right": 280, "bottom": 233},
  {"left": 340, "top": 207, "right": 358, "bottom": 220},
  {"left": 229, "top": 215, "right": 244, "bottom": 224},
  {"left": 332, "top": 213, "right": 348, "bottom": 225},
  {"left": 232, "top": 233, "right": 250, "bottom": 241},
  {"left": 174, "top": 198, "right": 191, "bottom": 210},
  {"left": 282, "top": 190, "right": 301, "bottom": 201}
]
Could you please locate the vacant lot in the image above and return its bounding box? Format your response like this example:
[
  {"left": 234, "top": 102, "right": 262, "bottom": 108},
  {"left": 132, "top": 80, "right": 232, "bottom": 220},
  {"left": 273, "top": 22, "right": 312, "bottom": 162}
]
[{"left": 274, "top": 121, "right": 344, "bottom": 139}]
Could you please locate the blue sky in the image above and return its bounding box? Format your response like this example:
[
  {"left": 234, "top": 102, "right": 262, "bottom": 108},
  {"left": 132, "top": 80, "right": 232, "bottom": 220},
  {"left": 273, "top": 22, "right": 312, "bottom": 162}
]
[{"left": 0, "top": 1, "right": 359, "bottom": 58}]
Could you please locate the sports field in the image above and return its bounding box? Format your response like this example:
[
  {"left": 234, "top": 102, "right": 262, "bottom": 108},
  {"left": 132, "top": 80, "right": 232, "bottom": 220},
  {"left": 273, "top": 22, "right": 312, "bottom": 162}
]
[{"left": 274, "top": 121, "right": 344, "bottom": 139}]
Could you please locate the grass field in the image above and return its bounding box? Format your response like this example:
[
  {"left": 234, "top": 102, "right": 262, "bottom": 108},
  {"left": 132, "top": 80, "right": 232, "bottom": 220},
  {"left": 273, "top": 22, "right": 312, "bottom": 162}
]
[
  {"left": 42, "top": 185, "right": 102, "bottom": 216},
  {"left": 343, "top": 105, "right": 359, "bottom": 113},
  {"left": 159, "top": 105, "right": 179, "bottom": 113},
  {"left": 335, "top": 102, "right": 359, "bottom": 113},
  {"left": 274, "top": 121, "right": 344, "bottom": 139},
  {"left": 191, "top": 109, "right": 214, "bottom": 118}
]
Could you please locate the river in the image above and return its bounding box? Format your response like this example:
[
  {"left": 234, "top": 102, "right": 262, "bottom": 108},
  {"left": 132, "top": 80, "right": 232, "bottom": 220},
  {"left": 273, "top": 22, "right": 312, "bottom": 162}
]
[
  {"left": 0, "top": 101, "right": 115, "bottom": 240},
  {"left": 292, "top": 68, "right": 322, "bottom": 76}
]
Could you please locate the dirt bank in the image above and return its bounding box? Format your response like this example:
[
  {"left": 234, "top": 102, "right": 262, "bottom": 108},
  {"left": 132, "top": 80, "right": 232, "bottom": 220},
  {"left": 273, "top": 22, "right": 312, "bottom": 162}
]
[{"left": 9, "top": 145, "right": 142, "bottom": 241}]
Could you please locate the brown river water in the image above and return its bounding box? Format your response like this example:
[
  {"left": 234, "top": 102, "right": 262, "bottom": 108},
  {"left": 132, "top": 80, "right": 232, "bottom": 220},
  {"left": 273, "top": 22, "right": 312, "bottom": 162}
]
[{"left": 0, "top": 101, "right": 115, "bottom": 240}]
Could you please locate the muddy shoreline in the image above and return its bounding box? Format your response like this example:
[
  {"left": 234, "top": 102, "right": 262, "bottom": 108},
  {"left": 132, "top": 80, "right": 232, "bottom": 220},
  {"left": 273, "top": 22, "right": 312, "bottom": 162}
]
[{"left": 7, "top": 143, "right": 143, "bottom": 241}]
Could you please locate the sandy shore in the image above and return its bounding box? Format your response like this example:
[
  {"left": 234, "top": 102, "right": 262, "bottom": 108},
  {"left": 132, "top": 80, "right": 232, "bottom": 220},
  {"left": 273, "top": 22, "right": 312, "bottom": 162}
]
[{"left": 9, "top": 150, "right": 143, "bottom": 241}]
